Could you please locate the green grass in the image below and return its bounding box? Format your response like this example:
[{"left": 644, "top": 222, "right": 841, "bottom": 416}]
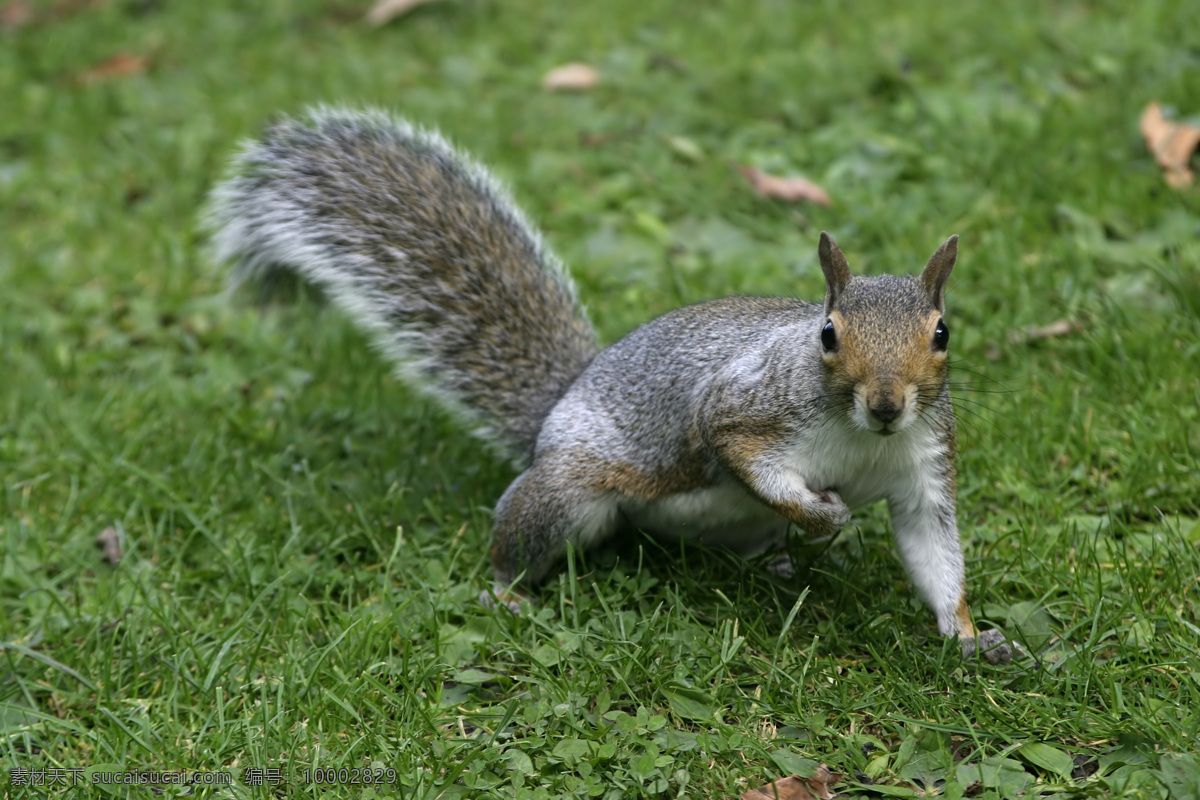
[{"left": 3, "top": 0, "right": 1200, "bottom": 797}]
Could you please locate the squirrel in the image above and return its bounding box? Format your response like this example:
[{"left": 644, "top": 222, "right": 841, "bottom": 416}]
[{"left": 206, "top": 107, "right": 1015, "bottom": 663}]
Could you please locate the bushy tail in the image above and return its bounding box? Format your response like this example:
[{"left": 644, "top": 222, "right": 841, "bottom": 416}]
[{"left": 205, "top": 107, "right": 598, "bottom": 466}]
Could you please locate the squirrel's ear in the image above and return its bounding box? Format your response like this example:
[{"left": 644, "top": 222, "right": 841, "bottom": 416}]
[
  {"left": 818, "top": 231, "right": 851, "bottom": 311},
  {"left": 920, "top": 235, "right": 958, "bottom": 312}
]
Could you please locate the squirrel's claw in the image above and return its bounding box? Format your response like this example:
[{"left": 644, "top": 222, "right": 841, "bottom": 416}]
[{"left": 480, "top": 586, "right": 530, "bottom": 615}]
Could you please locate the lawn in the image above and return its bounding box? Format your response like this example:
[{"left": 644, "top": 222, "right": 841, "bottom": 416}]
[{"left": 2, "top": 0, "right": 1199, "bottom": 797}]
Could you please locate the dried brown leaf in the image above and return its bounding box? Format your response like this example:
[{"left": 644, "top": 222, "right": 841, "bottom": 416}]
[
  {"left": 52, "top": 0, "right": 108, "bottom": 18},
  {"left": 1009, "top": 318, "right": 1084, "bottom": 344},
  {"left": 739, "top": 766, "right": 841, "bottom": 800},
  {"left": 2, "top": 0, "right": 106, "bottom": 29},
  {"left": 0, "top": 0, "right": 33, "bottom": 30},
  {"left": 740, "top": 165, "right": 831, "bottom": 206},
  {"left": 96, "top": 526, "right": 123, "bottom": 565},
  {"left": 1140, "top": 102, "right": 1200, "bottom": 188},
  {"left": 542, "top": 63, "right": 600, "bottom": 92},
  {"left": 365, "top": 0, "right": 444, "bottom": 27},
  {"left": 76, "top": 52, "right": 147, "bottom": 84}
]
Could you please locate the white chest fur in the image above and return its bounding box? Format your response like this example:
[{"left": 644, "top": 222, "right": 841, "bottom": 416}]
[
  {"left": 789, "top": 416, "right": 948, "bottom": 509},
  {"left": 619, "top": 417, "right": 948, "bottom": 553}
]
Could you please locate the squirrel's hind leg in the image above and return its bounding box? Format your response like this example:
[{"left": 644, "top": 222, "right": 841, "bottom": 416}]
[{"left": 485, "top": 456, "right": 622, "bottom": 608}]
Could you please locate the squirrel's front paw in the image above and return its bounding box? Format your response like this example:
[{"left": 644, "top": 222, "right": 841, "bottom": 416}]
[
  {"left": 960, "top": 628, "right": 1020, "bottom": 663},
  {"left": 806, "top": 488, "right": 851, "bottom": 538}
]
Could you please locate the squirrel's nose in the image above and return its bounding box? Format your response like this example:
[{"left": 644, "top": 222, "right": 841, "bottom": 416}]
[{"left": 868, "top": 399, "right": 903, "bottom": 425}]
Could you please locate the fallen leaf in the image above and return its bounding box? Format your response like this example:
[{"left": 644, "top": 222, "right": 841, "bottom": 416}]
[
  {"left": 0, "top": 0, "right": 32, "bottom": 30},
  {"left": 76, "top": 52, "right": 147, "bottom": 84},
  {"left": 1140, "top": 102, "right": 1200, "bottom": 188},
  {"left": 542, "top": 62, "right": 599, "bottom": 92},
  {"left": 1009, "top": 318, "right": 1084, "bottom": 344},
  {"left": 664, "top": 135, "right": 705, "bottom": 163},
  {"left": 51, "top": 0, "right": 108, "bottom": 18},
  {"left": 579, "top": 131, "right": 609, "bottom": 147},
  {"left": 740, "top": 165, "right": 831, "bottom": 206},
  {"left": 96, "top": 526, "right": 123, "bottom": 565},
  {"left": 1, "top": 0, "right": 105, "bottom": 29},
  {"left": 364, "top": 0, "right": 444, "bottom": 27},
  {"left": 739, "top": 765, "right": 840, "bottom": 800}
]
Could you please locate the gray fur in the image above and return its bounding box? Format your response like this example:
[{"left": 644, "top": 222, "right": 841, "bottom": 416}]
[{"left": 205, "top": 107, "right": 597, "bottom": 466}]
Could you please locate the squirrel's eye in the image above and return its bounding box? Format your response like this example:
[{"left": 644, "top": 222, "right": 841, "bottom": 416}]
[
  {"left": 933, "top": 318, "right": 950, "bottom": 351},
  {"left": 821, "top": 320, "right": 837, "bottom": 351}
]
